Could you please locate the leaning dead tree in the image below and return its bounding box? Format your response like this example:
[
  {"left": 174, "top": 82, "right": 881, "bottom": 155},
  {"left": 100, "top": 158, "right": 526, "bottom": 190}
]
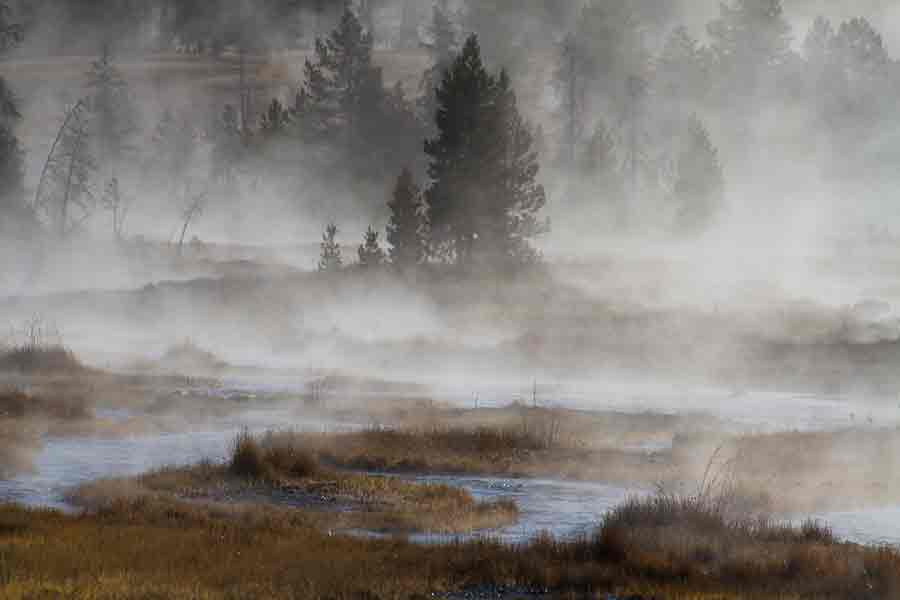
[
  {"left": 176, "top": 185, "right": 207, "bottom": 256},
  {"left": 33, "top": 100, "right": 97, "bottom": 237},
  {"left": 101, "top": 176, "right": 128, "bottom": 240}
]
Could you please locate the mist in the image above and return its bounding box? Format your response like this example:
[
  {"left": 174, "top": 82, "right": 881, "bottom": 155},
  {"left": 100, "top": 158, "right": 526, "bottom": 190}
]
[{"left": 4, "top": 2, "right": 900, "bottom": 595}]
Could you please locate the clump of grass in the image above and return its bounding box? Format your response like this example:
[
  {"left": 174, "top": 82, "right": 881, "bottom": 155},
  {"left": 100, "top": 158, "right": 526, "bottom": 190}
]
[
  {"left": 0, "top": 389, "right": 89, "bottom": 421},
  {"left": 301, "top": 426, "right": 557, "bottom": 476},
  {"left": 2, "top": 494, "right": 899, "bottom": 599},
  {"left": 229, "top": 429, "right": 319, "bottom": 481},
  {"left": 0, "top": 346, "right": 84, "bottom": 374}
]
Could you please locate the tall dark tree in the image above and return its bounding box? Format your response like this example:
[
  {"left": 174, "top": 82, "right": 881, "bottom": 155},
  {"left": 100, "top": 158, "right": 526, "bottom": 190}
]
[
  {"left": 298, "top": 7, "right": 375, "bottom": 146},
  {"left": 707, "top": 0, "right": 792, "bottom": 100},
  {"left": 0, "top": 119, "right": 26, "bottom": 231},
  {"left": 387, "top": 168, "right": 427, "bottom": 269},
  {"left": 85, "top": 43, "right": 139, "bottom": 170},
  {"left": 425, "top": 35, "right": 547, "bottom": 267},
  {"left": 553, "top": 33, "right": 590, "bottom": 166},
  {"left": 211, "top": 104, "right": 243, "bottom": 187},
  {"left": 0, "top": 1, "right": 27, "bottom": 234},
  {"left": 149, "top": 108, "right": 195, "bottom": 190},
  {"left": 654, "top": 26, "right": 710, "bottom": 110},
  {"left": 672, "top": 117, "right": 724, "bottom": 234},
  {"left": 418, "top": 1, "right": 457, "bottom": 126},
  {"left": 296, "top": 6, "right": 422, "bottom": 178}
]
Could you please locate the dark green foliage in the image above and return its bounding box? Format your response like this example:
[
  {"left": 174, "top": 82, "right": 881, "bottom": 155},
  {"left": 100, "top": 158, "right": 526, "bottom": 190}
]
[
  {"left": 386, "top": 168, "right": 427, "bottom": 270},
  {"left": 85, "top": 43, "right": 138, "bottom": 167},
  {"left": 707, "top": 0, "right": 792, "bottom": 99},
  {"left": 357, "top": 226, "right": 385, "bottom": 268},
  {"left": 425, "top": 36, "right": 547, "bottom": 267},
  {"left": 210, "top": 104, "right": 242, "bottom": 187},
  {"left": 418, "top": 2, "right": 457, "bottom": 126},
  {"left": 296, "top": 7, "right": 423, "bottom": 179},
  {"left": 672, "top": 117, "right": 724, "bottom": 234},
  {"left": 318, "top": 223, "right": 342, "bottom": 272},
  {"left": 148, "top": 109, "right": 195, "bottom": 189}
]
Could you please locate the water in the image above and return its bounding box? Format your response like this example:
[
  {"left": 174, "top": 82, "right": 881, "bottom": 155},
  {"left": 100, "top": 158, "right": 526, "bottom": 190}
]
[{"left": 3, "top": 388, "right": 900, "bottom": 547}]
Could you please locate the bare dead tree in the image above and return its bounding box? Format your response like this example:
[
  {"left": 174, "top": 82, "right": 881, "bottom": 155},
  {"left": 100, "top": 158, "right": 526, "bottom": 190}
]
[
  {"left": 177, "top": 185, "right": 207, "bottom": 256},
  {"left": 34, "top": 101, "right": 97, "bottom": 237},
  {"left": 101, "top": 176, "right": 129, "bottom": 240}
]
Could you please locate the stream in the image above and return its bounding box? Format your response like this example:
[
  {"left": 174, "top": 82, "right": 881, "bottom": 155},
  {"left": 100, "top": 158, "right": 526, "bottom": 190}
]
[{"left": 2, "top": 395, "right": 900, "bottom": 547}]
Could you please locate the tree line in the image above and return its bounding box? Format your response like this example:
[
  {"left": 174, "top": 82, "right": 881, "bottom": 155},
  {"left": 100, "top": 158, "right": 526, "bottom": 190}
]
[{"left": 3, "top": 0, "right": 900, "bottom": 261}]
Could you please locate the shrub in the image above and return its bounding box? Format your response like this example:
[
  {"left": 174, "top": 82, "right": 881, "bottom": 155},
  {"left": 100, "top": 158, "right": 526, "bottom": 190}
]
[{"left": 229, "top": 429, "right": 271, "bottom": 480}]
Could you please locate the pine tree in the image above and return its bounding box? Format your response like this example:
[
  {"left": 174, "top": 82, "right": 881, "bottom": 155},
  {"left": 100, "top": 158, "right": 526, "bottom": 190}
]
[
  {"left": 150, "top": 108, "right": 195, "bottom": 189},
  {"left": 387, "top": 168, "right": 426, "bottom": 270},
  {"left": 553, "top": 33, "right": 589, "bottom": 166},
  {"left": 318, "top": 223, "right": 343, "bottom": 271},
  {"left": 357, "top": 226, "right": 385, "bottom": 268},
  {"left": 672, "top": 117, "right": 724, "bottom": 234},
  {"left": 425, "top": 35, "right": 547, "bottom": 267},
  {"left": 297, "top": 7, "right": 375, "bottom": 146},
  {"left": 0, "top": 1, "right": 26, "bottom": 234},
  {"left": 211, "top": 104, "right": 242, "bottom": 186},
  {"left": 707, "top": 0, "right": 792, "bottom": 99},
  {"left": 581, "top": 120, "right": 617, "bottom": 177},
  {"left": 655, "top": 26, "right": 710, "bottom": 107},
  {"left": 0, "top": 118, "right": 26, "bottom": 232},
  {"left": 85, "top": 42, "right": 138, "bottom": 169},
  {"left": 418, "top": 1, "right": 457, "bottom": 126}
]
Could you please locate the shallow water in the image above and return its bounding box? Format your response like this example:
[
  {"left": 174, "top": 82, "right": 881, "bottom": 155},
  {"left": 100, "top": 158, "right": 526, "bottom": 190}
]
[{"left": 2, "top": 389, "right": 900, "bottom": 547}]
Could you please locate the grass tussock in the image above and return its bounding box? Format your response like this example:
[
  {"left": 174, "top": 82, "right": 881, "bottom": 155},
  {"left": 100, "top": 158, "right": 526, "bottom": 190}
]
[
  {"left": 0, "top": 389, "right": 89, "bottom": 421},
  {"left": 0, "top": 345, "right": 84, "bottom": 374},
  {"left": 300, "top": 425, "right": 563, "bottom": 476},
  {"left": 73, "top": 430, "right": 518, "bottom": 536},
  {"left": 2, "top": 489, "right": 899, "bottom": 599},
  {"left": 229, "top": 429, "right": 319, "bottom": 481}
]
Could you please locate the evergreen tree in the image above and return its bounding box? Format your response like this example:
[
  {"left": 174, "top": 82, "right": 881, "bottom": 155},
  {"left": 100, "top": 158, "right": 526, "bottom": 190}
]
[
  {"left": 672, "top": 117, "right": 723, "bottom": 234},
  {"left": 0, "top": 119, "right": 26, "bottom": 232},
  {"left": 425, "top": 35, "right": 547, "bottom": 267},
  {"left": 654, "top": 26, "right": 710, "bottom": 108},
  {"left": 357, "top": 225, "right": 385, "bottom": 268},
  {"left": 553, "top": 33, "right": 590, "bottom": 166},
  {"left": 318, "top": 222, "right": 343, "bottom": 271},
  {"left": 387, "top": 168, "right": 426, "bottom": 270},
  {"left": 150, "top": 108, "right": 195, "bottom": 189},
  {"left": 211, "top": 104, "right": 242, "bottom": 186},
  {"left": 85, "top": 42, "right": 139, "bottom": 169},
  {"left": 418, "top": 1, "right": 457, "bottom": 126},
  {"left": 707, "top": 0, "right": 792, "bottom": 100},
  {"left": 581, "top": 120, "right": 617, "bottom": 178},
  {"left": 296, "top": 6, "right": 422, "bottom": 178},
  {"left": 298, "top": 7, "right": 375, "bottom": 146},
  {"left": 0, "top": 2, "right": 26, "bottom": 234}
]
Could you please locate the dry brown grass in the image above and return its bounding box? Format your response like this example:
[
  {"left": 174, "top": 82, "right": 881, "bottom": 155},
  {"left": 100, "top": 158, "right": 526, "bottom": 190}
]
[
  {"left": 0, "top": 389, "right": 89, "bottom": 421},
  {"left": 0, "top": 346, "right": 84, "bottom": 375},
  {"left": 72, "top": 430, "right": 519, "bottom": 536},
  {"left": 1, "top": 489, "right": 898, "bottom": 599}
]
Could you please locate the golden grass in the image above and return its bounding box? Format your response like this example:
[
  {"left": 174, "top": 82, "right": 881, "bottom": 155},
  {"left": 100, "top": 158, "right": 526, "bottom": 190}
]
[
  {"left": 1, "top": 489, "right": 898, "bottom": 599},
  {"left": 71, "top": 431, "right": 519, "bottom": 536}
]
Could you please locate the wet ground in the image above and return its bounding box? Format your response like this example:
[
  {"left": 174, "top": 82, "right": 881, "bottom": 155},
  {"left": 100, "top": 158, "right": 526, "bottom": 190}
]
[{"left": 2, "top": 383, "right": 900, "bottom": 547}]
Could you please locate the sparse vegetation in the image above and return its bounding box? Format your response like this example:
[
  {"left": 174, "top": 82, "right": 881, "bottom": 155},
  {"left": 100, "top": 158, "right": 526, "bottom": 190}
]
[{"left": 0, "top": 316, "right": 83, "bottom": 374}]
